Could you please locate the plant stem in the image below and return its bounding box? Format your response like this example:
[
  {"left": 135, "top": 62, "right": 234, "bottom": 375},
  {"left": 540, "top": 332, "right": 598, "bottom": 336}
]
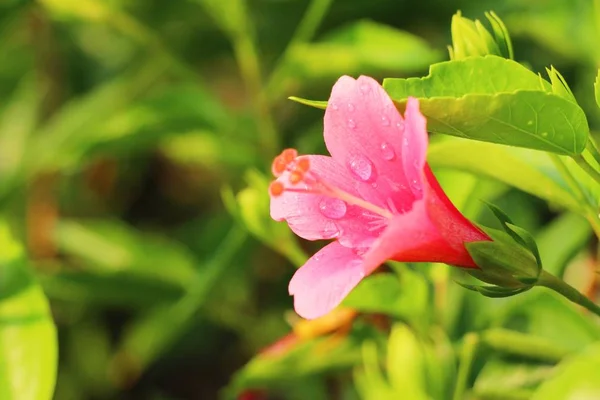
[
  {"left": 574, "top": 154, "right": 600, "bottom": 186},
  {"left": 265, "top": 0, "right": 334, "bottom": 100},
  {"left": 538, "top": 270, "right": 600, "bottom": 317},
  {"left": 453, "top": 333, "right": 479, "bottom": 400}
]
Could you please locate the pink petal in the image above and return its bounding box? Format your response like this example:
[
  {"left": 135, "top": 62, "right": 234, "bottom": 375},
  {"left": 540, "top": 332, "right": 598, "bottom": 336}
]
[
  {"left": 289, "top": 241, "right": 365, "bottom": 319},
  {"left": 361, "top": 168, "right": 491, "bottom": 274},
  {"left": 270, "top": 155, "right": 383, "bottom": 248},
  {"left": 402, "top": 97, "right": 429, "bottom": 197},
  {"left": 323, "top": 76, "right": 429, "bottom": 214}
]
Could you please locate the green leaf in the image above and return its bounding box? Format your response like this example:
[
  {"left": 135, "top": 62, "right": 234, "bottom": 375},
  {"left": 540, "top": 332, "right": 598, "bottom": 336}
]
[
  {"left": 39, "top": 270, "right": 185, "bottom": 308},
  {"left": 545, "top": 66, "right": 576, "bottom": 102},
  {"left": 0, "top": 75, "right": 38, "bottom": 199},
  {"left": 288, "top": 96, "right": 327, "bottom": 110},
  {"left": 386, "top": 325, "right": 429, "bottom": 399},
  {"left": 531, "top": 342, "right": 600, "bottom": 399},
  {"left": 495, "top": 290, "right": 600, "bottom": 352},
  {"left": 342, "top": 270, "right": 428, "bottom": 322},
  {"left": 384, "top": 56, "right": 588, "bottom": 154},
  {"left": 427, "top": 137, "right": 583, "bottom": 213},
  {"left": 289, "top": 20, "right": 441, "bottom": 79},
  {"left": 0, "top": 222, "right": 57, "bottom": 400},
  {"left": 449, "top": 11, "right": 510, "bottom": 60},
  {"left": 474, "top": 358, "right": 552, "bottom": 397},
  {"left": 54, "top": 220, "right": 198, "bottom": 287},
  {"left": 485, "top": 11, "right": 514, "bottom": 60}
]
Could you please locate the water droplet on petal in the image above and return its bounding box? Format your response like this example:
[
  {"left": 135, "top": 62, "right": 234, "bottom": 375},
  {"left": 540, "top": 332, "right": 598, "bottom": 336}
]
[
  {"left": 348, "top": 154, "right": 376, "bottom": 182},
  {"left": 359, "top": 84, "right": 371, "bottom": 94},
  {"left": 347, "top": 103, "right": 355, "bottom": 112},
  {"left": 381, "top": 116, "right": 390, "bottom": 126},
  {"left": 347, "top": 119, "right": 356, "bottom": 129},
  {"left": 380, "top": 142, "right": 395, "bottom": 160},
  {"left": 353, "top": 247, "right": 368, "bottom": 257},
  {"left": 319, "top": 198, "right": 347, "bottom": 219},
  {"left": 322, "top": 221, "right": 340, "bottom": 239},
  {"left": 331, "top": 102, "right": 339, "bottom": 110},
  {"left": 403, "top": 136, "right": 409, "bottom": 147},
  {"left": 410, "top": 179, "right": 422, "bottom": 194},
  {"left": 371, "top": 182, "right": 378, "bottom": 189},
  {"left": 397, "top": 121, "right": 405, "bottom": 131}
]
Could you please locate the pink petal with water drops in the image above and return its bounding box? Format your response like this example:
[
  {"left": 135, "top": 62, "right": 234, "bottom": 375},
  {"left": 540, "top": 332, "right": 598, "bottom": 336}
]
[
  {"left": 323, "top": 76, "right": 427, "bottom": 214},
  {"left": 288, "top": 241, "right": 365, "bottom": 320},
  {"left": 270, "top": 155, "right": 384, "bottom": 247},
  {"left": 402, "top": 97, "right": 429, "bottom": 198}
]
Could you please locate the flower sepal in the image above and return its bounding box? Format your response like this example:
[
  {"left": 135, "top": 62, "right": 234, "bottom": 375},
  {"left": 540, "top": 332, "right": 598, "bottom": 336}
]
[{"left": 460, "top": 205, "right": 543, "bottom": 297}]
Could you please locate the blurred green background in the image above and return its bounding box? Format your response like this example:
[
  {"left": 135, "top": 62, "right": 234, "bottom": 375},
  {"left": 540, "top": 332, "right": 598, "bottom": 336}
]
[{"left": 1, "top": 0, "right": 600, "bottom": 399}]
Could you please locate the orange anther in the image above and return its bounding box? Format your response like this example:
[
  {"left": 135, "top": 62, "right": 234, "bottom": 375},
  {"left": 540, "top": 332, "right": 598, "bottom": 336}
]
[
  {"left": 271, "top": 156, "right": 287, "bottom": 177},
  {"left": 281, "top": 148, "right": 298, "bottom": 164},
  {"left": 297, "top": 157, "right": 310, "bottom": 172},
  {"left": 269, "top": 181, "right": 285, "bottom": 197},
  {"left": 289, "top": 169, "right": 304, "bottom": 184}
]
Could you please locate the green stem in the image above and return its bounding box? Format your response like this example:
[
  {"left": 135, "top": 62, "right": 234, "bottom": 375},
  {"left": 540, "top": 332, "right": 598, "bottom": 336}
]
[
  {"left": 574, "top": 154, "right": 600, "bottom": 186},
  {"left": 538, "top": 270, "right": 600, "bottom": 317},
  {"left": 265, "top": 0, "right": 334, "bottom": 100},
  {"left": 453, "top": 333, "right": 479, "bottom": 400}
]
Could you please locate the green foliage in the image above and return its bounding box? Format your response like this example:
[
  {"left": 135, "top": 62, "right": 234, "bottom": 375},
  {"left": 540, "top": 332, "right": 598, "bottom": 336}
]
[
  {"left": 449, "top": 11, "right": 513, "bottom": 60},
  {"left": 0, "top": 222, "right": 57, "bottom": 400},
  {"left": 1, "top": 1, "right": 600, "bottom": 400},
  {"left": 384, "top": 56, "right": 588, "bottom": 155}
]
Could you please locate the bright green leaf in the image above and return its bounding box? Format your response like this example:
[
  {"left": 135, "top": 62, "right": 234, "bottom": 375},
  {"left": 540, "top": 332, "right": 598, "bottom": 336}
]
[
  {"left": 531, "top": 342, "right": 600, "bottom": 399},
  {"left": 384, "top": 56, "right": 588, "bottom": 154},
  {"left": 342, "top": 270, "right": 428, "bottom": 323},
  {"left": 0, "top": 222, "right": 57, "bottom": 400}
]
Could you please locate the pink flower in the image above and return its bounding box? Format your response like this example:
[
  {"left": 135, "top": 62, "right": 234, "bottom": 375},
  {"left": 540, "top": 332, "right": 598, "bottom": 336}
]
[{"left": 269, "top": 75, "right": 491, "bottom": 320}]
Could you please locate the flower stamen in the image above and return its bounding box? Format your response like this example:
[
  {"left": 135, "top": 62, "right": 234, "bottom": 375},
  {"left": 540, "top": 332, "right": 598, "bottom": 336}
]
[{"left": 269, "top": 149, "right": 393, "bottom": 220}]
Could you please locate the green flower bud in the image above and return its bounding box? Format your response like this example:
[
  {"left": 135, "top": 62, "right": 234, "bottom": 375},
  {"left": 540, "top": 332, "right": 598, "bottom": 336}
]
[{"left": 449, "top": 11, "right": 513, "bottom": 60}]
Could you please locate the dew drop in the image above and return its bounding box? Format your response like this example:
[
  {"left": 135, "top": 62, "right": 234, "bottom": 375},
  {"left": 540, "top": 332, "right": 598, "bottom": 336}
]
[
  {"left": 381, "top": 116, "right": 390, "bottom": 126},
  {"left": 410, "top": 179, "right": 422, "bottom": 193},
  {"left": 397, "top": 121, "right": 405, "bottom": 131},
  {"left": 380, "top": 142, "right": 395, "bottom": 160},
  {"left": 541, "top": 132, "right": 548, "bottom": 137},
  {"left": 347, "top": 119, "right": 356, "bottom": 129},
  {"left": 371, "top": 182, "right": 378, "bottom": 189},
  {"left": 331, "top": 102, "right": 339, "bottom": 111},
  {"left": 319, "top": 198, "right": 347, "bottom": 219},
  {"left": 359, "top": 84, "right": 371, "bottom": 94},
  {"left": 348, "top": 154, "right": 376, "bottom": 182},
  {"left": 322, "top": 221, "right": 341, "bottom": 239},
  {"left": 347, "top": 103, "right": 355, "bottom": 112}
]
